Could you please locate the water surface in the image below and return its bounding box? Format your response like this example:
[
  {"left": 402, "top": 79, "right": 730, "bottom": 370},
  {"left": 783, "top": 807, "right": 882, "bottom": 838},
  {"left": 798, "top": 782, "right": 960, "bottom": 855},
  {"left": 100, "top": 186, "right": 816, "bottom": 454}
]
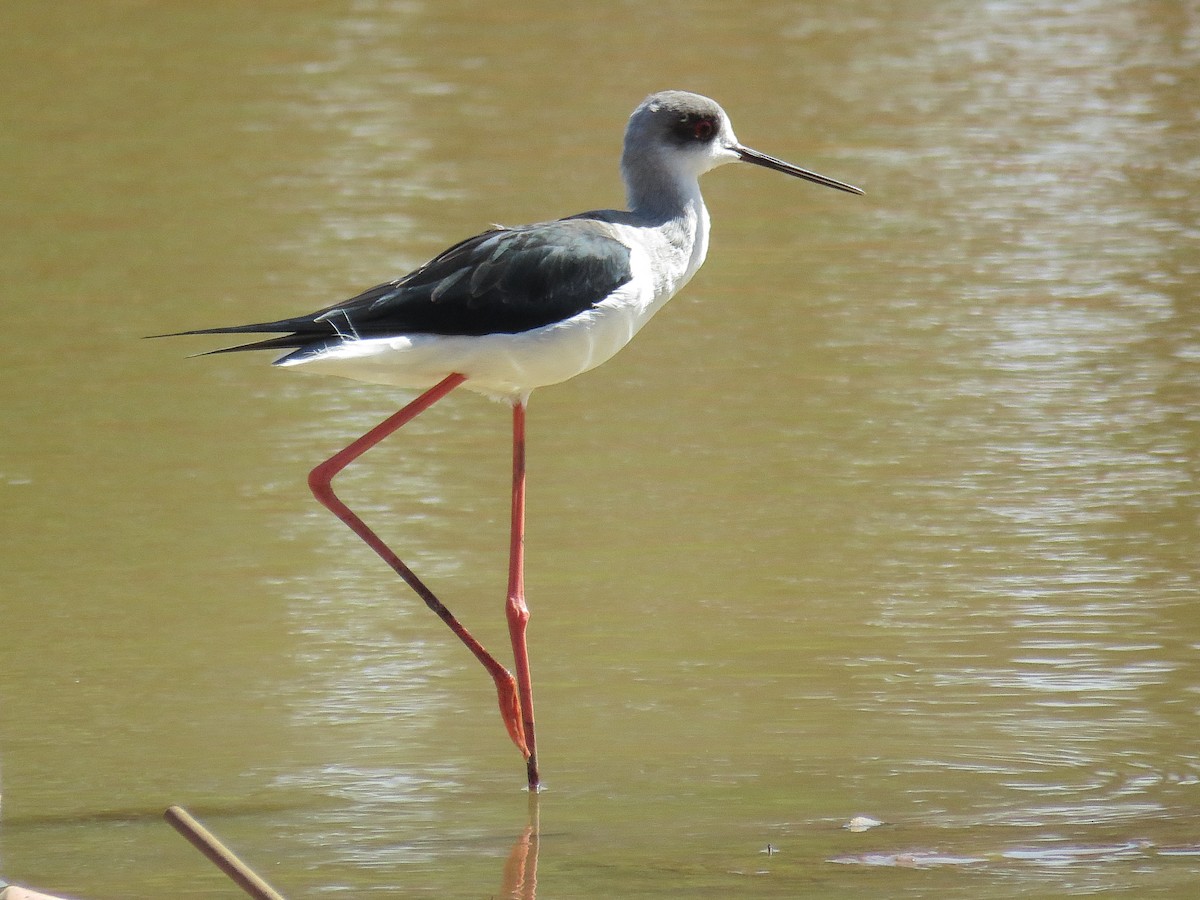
[{"left": 1, "top": 1, "right": 1197, "bottom": 897}]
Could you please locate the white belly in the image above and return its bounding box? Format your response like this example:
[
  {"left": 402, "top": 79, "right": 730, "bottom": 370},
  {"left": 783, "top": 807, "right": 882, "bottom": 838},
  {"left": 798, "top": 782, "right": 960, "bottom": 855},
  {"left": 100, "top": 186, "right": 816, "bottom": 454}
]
[{"left": 281, "top": 285, "right": 649, "bottom": 401}]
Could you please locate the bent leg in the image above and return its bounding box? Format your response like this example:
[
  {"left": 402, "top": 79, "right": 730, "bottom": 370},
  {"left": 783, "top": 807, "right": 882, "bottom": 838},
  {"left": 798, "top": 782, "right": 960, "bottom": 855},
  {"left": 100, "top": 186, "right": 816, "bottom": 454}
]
[{"left": 307, "top": 372, "right": 528, "bottom": 757}]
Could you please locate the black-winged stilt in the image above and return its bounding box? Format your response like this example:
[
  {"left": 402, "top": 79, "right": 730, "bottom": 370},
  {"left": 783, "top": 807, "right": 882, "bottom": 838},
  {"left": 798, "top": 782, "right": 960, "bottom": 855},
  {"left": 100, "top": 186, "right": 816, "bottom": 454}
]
[{"left": 165, "top": 90, "right": 862, "bottom": 791}]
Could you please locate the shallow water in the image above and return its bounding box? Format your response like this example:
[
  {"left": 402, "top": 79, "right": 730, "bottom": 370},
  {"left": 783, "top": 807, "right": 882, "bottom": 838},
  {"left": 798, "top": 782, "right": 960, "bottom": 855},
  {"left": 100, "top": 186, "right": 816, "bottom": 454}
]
[{"left": 2, "top": 1, "right": 1198, "bottom": 897}]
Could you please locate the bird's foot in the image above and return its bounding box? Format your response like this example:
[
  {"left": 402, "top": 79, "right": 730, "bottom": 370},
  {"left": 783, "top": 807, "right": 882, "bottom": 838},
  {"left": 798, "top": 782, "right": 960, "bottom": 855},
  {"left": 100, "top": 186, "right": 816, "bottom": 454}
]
[{"left": 492, "top": 671, "right": 530, "bottom": 758}]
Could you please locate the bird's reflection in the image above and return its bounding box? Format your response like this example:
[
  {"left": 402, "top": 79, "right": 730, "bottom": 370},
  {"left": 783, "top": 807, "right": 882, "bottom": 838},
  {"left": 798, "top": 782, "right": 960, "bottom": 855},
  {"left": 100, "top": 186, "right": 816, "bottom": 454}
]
[{"left": 498, "top": 792, "right": 540, "bottom": 899}]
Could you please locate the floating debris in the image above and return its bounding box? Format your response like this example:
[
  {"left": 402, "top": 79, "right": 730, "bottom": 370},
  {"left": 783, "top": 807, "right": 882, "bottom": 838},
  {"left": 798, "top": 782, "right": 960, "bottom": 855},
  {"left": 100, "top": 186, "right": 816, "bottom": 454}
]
[{"left": 844, "top": 815, "right": 884, "bottom": 832}]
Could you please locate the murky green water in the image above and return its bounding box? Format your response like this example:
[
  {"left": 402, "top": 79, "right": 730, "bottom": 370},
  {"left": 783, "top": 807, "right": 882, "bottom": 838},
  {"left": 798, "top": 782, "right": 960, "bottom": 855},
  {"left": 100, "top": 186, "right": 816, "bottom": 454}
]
[{"left": 2, "top": 1, "right": 1198, "bottom": 897}]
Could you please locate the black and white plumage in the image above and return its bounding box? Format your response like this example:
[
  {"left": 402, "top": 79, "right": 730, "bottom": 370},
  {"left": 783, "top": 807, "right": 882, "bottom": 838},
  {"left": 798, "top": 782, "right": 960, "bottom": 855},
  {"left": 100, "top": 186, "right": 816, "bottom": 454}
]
[
  {"left": 171, "top": 90, "right": 861, "bottom": 400},
  {"left": 164, "top": 91, "right": 862, "bottom": 791}
]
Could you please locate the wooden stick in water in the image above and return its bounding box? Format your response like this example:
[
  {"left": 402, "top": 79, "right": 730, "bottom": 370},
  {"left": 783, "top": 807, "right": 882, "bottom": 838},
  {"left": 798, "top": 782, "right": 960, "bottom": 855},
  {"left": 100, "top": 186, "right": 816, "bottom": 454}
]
[{"left": 163, "top": 805, "right": 287, "bottom": 900}]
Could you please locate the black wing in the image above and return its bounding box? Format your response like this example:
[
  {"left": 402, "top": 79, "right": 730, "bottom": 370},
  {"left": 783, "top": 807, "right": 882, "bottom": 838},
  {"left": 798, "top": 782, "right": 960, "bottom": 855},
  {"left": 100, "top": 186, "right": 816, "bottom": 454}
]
[{"left": 166, "top": 216, "right": 633, "bottom": 354}]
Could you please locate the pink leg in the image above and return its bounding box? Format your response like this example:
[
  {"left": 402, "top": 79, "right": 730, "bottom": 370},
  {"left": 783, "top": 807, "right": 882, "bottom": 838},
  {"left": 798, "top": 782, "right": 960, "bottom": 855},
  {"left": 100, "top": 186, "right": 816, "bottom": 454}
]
[
  {"left": 307, "top": 372, "right": 529, "bottom": 758},
  {"left": 507, "top": 400, "right": 539, "bottom": 790}
]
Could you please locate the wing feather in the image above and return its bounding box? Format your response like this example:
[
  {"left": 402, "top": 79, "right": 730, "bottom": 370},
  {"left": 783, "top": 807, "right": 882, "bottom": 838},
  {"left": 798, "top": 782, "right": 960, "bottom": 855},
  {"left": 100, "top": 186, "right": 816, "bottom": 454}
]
[{"left": 161, "top": 216, "right": 633, "bottom": 353}]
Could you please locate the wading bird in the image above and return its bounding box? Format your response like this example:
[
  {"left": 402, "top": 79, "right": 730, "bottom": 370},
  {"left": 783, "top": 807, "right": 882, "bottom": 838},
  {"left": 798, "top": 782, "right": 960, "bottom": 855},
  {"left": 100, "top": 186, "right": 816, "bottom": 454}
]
[{"left": 165, "top": 91, "right": 862, "bottom": 790}]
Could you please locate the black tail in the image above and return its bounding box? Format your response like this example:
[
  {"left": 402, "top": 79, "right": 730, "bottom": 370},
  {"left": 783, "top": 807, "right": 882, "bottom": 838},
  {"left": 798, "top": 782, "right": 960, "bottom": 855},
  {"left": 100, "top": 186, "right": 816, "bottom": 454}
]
[{"left": 147, "top": 316, "right": 335, "bottom": 355}]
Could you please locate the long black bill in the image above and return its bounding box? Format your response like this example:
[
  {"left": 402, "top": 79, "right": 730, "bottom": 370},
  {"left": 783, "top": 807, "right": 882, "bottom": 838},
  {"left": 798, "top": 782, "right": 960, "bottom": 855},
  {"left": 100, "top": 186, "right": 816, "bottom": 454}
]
[{"left": 734, "top": 145, "right": 864, "bottom": 195}]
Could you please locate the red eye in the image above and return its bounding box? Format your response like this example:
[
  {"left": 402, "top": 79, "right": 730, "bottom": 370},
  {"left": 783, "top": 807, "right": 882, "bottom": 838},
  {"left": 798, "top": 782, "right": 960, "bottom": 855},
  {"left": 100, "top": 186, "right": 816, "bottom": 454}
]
[{"left": 693, "top": 118, "right": 715, "bottom": 140}]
